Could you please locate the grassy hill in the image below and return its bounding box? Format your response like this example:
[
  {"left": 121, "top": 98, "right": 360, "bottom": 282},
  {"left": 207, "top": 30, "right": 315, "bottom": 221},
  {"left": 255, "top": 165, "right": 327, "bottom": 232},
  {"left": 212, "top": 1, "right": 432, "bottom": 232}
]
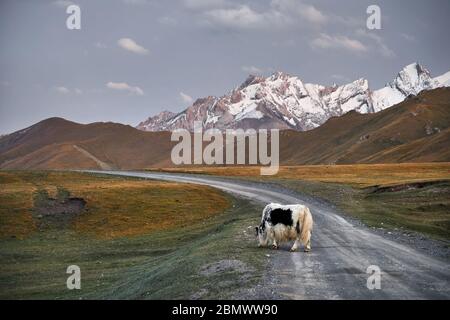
[
  {"left": 1, "top": 88, "right": 449, "bottom": 169},
  {"left": 280, "top": 87, "right": 450, "bottom": 164},
  {"left": 0, "top": 118, "right": 174, "bottom": 169}
]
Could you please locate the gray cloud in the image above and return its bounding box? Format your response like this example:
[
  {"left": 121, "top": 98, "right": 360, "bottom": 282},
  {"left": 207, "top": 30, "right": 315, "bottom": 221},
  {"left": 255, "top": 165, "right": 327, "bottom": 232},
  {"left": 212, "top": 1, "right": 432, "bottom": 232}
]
[
  {"left": 0, "top": 0, "right": 449, "bottom": 134},
  {"left": 196, "top": 0, "right": 330, "bottom": 31},
  {"left": 203, "top": 5, "right": 267, "bottom": 29},
  {"left": 117, "top": 38, "right": 149, "bottom": 55},
  {"left": 55, "top": 86, "right": 70, "bottom": 94},
  {"left": 311, "top": 33, "right": 368, "bottom": 53},
  {"left": 356, "top": 29, "right": 396, "bottom": 58},
  {"left": 106, "top": 82, "right": 144, "bottom": 96},
  {"left": 182, "top": 0, "right": 228, "bottom": 10},
  {"left": 179, "top": 92, "right": 194, "bottom": 104},
  {"left": 271, "top": 0, "right": 327, "bottom": 25}
]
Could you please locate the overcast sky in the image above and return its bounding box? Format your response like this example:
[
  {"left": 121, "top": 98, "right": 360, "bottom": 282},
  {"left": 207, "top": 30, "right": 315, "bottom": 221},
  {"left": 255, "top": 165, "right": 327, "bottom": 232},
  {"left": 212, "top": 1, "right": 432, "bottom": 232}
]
[{"left": 0, "top": 0, "right": 449, "bottom": 134}]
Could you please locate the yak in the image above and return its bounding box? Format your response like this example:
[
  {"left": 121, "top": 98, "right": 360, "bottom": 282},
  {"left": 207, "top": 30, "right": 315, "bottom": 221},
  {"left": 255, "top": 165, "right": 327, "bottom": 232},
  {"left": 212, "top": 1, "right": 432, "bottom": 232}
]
[{"left": 256, "top": 203, "right": 313, "bottom": 252}]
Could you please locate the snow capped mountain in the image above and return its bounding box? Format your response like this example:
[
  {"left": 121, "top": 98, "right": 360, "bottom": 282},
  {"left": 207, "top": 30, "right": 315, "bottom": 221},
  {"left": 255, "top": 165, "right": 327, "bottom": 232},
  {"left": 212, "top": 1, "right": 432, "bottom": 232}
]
[
  {"left": 137, "top": 110, "right": 176, "bottom": 132},
  {"left": 137, "top": 63, "right": 450, "bottom": 132},
  {"left": 434, "top": 71, "right": 450, "bottom": 87},
  {"left": 371, "top": 63, "right": 442, "bottom": 112}
]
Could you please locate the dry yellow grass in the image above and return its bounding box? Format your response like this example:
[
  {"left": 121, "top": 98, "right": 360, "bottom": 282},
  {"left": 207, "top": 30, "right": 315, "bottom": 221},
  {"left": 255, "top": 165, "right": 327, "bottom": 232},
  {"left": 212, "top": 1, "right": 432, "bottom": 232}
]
[
  {"left": 149, "top": 162, "right": 450, "bottom": 187},
  {"left": 72, "top": 181, "right": 229, "bottom": 239},
  {"left": 0, "top": 171, "right": 230, "bottom": 240},
  {"left": 147, "top": 164, "right": 450, "bottom": 239}
]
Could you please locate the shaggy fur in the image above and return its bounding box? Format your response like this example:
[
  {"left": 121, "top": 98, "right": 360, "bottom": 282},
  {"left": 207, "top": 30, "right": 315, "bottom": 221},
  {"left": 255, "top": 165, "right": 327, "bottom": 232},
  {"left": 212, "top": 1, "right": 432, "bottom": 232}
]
[{"left": 256, "top": 203, "right": 313, "bottom": 252}]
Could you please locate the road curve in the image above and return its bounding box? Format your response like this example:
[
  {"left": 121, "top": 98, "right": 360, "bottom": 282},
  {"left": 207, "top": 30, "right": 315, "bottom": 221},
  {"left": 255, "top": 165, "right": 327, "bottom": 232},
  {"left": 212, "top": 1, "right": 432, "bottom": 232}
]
[{"left": 88, "top": 170, "right": 450, "bottom": 299}]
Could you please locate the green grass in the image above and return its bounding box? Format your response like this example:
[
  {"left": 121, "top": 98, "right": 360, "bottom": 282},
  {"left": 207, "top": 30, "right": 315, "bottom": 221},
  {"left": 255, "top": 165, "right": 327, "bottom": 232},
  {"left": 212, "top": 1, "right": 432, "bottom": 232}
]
[
  {"left": 269, "top": 178, "right": 450, "bottom": 241},
  {"left": 0, "top": 198, "right": 264, "bottom": 299},
  {"left": 0, "top": 171, "right": 266, "bottom": 299},
  {"left": 152, "top": 163, "right": 450, "bottom": 241}
]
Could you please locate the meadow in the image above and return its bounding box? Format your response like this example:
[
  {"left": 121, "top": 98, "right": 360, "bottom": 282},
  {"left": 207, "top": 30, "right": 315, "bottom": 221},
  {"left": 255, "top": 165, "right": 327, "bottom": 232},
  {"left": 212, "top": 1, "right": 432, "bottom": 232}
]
[
  {"left": 149, "top": 163, "right": 450, "bottom": 240},
  {"left": 0, "top": 171, "right": 265, "bottom": 299}
]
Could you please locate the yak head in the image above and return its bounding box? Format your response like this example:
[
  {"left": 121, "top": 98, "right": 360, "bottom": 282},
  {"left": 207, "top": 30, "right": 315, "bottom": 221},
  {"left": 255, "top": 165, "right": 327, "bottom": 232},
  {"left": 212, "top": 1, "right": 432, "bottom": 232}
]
[{"left": 255, "top": 223, "right": 269, "bottom": 247}]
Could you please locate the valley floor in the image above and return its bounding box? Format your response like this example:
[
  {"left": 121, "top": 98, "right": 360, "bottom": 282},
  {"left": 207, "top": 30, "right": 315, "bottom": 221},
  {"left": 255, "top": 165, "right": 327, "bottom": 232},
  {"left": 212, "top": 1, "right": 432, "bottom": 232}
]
[
  {"left": 149, "top": 163, "right": 450, "bottom": 241},
  {"left": 1, "top": 165, "right": 449, "bottom": 299},
  {"left": 96, "top": 170, "right": 450, "bottom": 299},
  {"left": 0, "top": 171, "right": 267, "bottom": 299}
]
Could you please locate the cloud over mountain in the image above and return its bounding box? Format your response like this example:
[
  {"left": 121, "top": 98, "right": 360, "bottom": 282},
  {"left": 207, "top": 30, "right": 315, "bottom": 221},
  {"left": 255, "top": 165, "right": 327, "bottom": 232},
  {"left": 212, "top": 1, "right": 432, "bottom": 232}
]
[{"left": 117, "top": 38, "right": 149, "bottom": 55}]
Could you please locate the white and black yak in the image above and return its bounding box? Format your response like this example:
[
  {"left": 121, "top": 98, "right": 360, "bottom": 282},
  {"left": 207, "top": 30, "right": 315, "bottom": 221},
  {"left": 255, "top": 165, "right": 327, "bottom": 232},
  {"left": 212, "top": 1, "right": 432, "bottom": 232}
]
[{"left": 256, "top": 203, "right": 313, "bottom": 252}]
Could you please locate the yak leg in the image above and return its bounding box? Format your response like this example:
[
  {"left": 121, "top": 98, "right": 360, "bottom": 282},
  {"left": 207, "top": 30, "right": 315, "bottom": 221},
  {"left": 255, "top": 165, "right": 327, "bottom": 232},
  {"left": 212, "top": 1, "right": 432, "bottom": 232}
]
[
  {"left": 272, "top": 238, "right": 278, "bottom": 249},
  {"left": 304, "top": 231, "right": 312, "bottom": 252},
  {"left": 290, "top": 238, "right": 301, "bottom": 252},
  {"left": 270, "top": 229, "right": 278, "bottom": 249}
]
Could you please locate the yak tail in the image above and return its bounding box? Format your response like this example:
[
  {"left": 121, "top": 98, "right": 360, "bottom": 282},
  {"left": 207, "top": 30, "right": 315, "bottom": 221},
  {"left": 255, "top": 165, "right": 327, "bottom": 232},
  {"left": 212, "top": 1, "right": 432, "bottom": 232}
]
[{"left": 300, "top": 206, "right": 313, "bottom": 245}]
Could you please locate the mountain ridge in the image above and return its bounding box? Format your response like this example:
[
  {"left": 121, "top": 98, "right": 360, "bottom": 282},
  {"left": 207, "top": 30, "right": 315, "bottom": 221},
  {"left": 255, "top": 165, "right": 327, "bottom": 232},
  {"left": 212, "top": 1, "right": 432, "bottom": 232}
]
[
  {"left": 137, "top": 63, "right": 450, "bottom": 132},
  {"left": 1, "top": 87, "right": 449, "bottom": 170}
]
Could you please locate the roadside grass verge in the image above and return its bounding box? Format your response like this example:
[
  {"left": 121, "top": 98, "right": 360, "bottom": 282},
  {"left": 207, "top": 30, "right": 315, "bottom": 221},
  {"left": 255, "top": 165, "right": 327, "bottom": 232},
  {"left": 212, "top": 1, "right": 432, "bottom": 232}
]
[
  {"left": 0, "top": 171, "right": 266, "bottom": 299},
  {"left": 147, "top": 163, "right": 450, "bottom": 187},
  {"left": 273, "top": 179, "right": 450, "bottom": 241},
  {"left": 148, "top": 163, "right": 450, "bottom": 241},
  {"left": 93, "top": 199, "right": 266, "bottom": 300}
]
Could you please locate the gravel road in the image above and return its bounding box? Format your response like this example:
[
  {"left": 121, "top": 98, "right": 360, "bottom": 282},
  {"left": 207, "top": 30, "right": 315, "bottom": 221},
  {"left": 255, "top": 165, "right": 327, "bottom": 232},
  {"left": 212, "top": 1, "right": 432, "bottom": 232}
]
[{"left": 90, "top": 170, "right": 450, "bottom": 299}]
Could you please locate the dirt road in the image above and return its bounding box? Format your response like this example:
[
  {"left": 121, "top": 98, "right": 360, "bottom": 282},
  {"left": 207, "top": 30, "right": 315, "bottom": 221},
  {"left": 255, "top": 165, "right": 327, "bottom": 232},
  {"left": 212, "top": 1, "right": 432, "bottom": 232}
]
[{"left": 91, "top": 170, "right": 450, "bottom": 299}]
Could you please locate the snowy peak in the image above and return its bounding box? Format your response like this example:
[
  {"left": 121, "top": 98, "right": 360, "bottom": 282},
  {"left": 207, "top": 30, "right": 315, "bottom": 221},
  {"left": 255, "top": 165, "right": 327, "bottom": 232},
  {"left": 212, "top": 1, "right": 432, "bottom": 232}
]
[
  {"left": 434, "top": 71, "right": 450, "bottom": 87},
  {"left": 136, "top": 110, "right": 176, "bottom": 131},
  {"left": 371, "top": 62, "right": 445, "bottom": 112},
  {"left": 238, "top": 74, "right": 266, "bottom": 90},
  {"left": 138, "top": 63, "right": 450, "bottom": 132},
  {"left": 391, "top": 63, "right": 438, "bottom": 96}
]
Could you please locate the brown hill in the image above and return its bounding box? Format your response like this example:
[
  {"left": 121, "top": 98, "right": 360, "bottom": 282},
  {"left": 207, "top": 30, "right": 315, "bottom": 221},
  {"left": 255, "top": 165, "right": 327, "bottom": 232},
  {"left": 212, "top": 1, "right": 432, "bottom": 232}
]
[
  {"left": 0, "top": 88, "right": 449, "bottom": 169},
  {"left": 279, "top": 87, "right": 450, "bottom": 164},
  {"left": 0, "top": 118, "right": 174, "bottom": 170}
]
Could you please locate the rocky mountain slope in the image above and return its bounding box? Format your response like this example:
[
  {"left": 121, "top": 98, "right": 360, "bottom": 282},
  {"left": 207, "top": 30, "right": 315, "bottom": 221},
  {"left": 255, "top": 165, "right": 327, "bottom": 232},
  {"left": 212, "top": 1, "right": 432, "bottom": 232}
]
[
  {"left": 137, "top": 63, "right": 449, "bottom": 132},
  {"left": 1, "top": 88, "right": 449, "bottom": 169},
  {"left": 279, "top": 88, "right": 450, "bottom": 165}
]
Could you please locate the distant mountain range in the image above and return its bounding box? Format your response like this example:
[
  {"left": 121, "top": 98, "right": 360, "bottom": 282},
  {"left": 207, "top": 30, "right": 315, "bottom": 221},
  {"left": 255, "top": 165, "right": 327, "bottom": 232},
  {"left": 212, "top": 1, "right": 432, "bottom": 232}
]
[
  {"left": 1, "top": 87, "right": 449, "bottom": 169},
  {"left": 137, "top": 63, "right": 450, "bottom": 132}
]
